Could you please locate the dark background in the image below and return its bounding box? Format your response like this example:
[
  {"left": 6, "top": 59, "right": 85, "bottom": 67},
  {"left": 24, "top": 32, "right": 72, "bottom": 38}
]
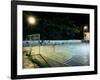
[{"left": 23, "top": 11, "right": 89, "bottom": 40}]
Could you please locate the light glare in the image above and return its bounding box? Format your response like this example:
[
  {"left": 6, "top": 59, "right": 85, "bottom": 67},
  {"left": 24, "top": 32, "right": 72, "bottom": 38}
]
[
  {"left": 84, "top": 26, "right": 88, "bottom": 30},
  {"left": 28, "top": 16, "right": 36, "bottom": 25}
]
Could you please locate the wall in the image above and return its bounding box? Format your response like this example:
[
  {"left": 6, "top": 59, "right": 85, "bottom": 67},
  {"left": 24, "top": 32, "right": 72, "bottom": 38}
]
[{"left": 0, "top": 0, "right": 99, "bottom": 80}]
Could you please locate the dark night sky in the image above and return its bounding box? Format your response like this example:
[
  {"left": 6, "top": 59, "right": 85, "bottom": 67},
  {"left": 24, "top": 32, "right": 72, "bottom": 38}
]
[{"left": 23, "top": 11, "right": 89, "bottom": 40}]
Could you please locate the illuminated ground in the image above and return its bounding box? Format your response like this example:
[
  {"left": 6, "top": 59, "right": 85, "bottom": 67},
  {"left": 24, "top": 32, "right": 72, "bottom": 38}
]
[{"left": 23, "top": 42, "right": 90, "bottom": 69}]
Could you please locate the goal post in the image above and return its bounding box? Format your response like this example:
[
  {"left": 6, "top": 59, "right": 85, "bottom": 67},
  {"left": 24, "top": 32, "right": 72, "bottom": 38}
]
[{"left": 26, "top": 34, "right": 40, "bottom": 55}]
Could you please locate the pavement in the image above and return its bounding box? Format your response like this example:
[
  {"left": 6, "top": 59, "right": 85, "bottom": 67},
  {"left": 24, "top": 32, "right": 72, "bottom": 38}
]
[{"left": 23, "top": 43, "right": 90, "bottom": 69}]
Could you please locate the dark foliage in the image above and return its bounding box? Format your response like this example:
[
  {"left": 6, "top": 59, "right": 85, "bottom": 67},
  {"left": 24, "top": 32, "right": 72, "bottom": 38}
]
[{"left": 23, "top": 11, "right": 89, "bottom": 40}]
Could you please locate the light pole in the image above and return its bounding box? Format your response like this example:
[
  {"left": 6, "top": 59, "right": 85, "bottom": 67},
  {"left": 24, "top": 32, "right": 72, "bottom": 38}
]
[
  {"left": 83, "top": 25, "right": 88, "bottom": 40},
  {"left": 27, "top": 16, "right": 37, "bottom": 56}
]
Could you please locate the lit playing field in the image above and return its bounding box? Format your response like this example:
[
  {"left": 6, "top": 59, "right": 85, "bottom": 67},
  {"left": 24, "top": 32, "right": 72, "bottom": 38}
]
[{"left": 23, "top": 43, "right": 90, "bottom": 69}]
